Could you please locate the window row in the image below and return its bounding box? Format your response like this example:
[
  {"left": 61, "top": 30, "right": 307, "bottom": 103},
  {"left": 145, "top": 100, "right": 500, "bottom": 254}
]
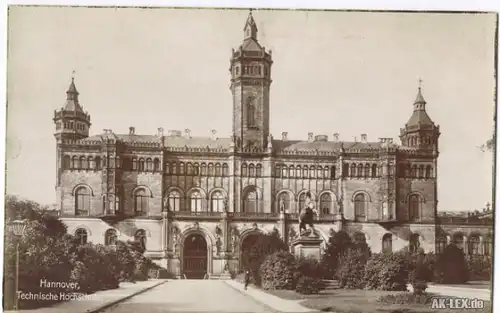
[
  {"left": 407, "top": 136, "right": 435, "bottom": 146},
  {"left": 63, "top": 155, "right": 103, "bottom": 170},
  {"left": 342, "top": 163, "right": 378, "bottom": 178},
  {"left": 436, "top": 234, "right": 493, "bottom": 256},
  {"left": 166, "top": 162, "right": 230, "bottom": 176},
  {"left": 274, "top": 165, "right": 336, "bottom": 179},
  {"left": 74, "top": 228, "right": 147, "bottom": 250},
  {"left": 398, "top": 164, "right": 434, "bottom": 179},
  {"left": 352, "top": 193, "right": 424, "bottom": 222},
  {"left": 277, "top": 192, "right": 336, "bottom": 214},
  {"left": 56, "top": 121, "right": 86, "bottom": 131},
  {"left": 241, "top": 163, "right": 262, "bottom": 177}
]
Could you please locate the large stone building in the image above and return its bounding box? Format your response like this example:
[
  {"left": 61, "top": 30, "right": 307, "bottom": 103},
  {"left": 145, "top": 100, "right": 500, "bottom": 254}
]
[{"left": 53, "top": 12, "right": 491, "bottom": 278}]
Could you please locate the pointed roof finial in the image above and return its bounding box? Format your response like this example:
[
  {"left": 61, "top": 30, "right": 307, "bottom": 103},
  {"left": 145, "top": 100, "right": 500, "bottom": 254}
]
[
  {"left": 414, "top": 77, "right": 426, "bottom": 105},
  {"left": 71, "top": 69, "right": 76, "bottom": 81}
]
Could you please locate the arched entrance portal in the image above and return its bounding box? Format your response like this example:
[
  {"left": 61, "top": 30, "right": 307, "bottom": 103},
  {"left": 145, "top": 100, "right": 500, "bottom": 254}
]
[
  {"left": 183, "top": 234, "right": 208, "bottom": 279},
  {"left": 239, "top": 233, "right": 264, "bottom": 273}
]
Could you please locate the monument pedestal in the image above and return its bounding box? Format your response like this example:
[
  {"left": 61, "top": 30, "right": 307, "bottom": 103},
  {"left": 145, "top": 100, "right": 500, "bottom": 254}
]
[
  {"left": 291, "top": 230, "right": 323, "bottom": 261},
  {"left": 219, "top": 259, "right": 232, "bottom": 280}
]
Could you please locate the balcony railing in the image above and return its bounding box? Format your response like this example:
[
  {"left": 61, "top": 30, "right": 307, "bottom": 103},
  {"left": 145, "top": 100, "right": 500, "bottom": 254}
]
[
  {"left": 232, "top": 212, "right": 279, "bottom": 218},
  {"left": 174, "top": 211, "right": 222, "bottom": 217}
]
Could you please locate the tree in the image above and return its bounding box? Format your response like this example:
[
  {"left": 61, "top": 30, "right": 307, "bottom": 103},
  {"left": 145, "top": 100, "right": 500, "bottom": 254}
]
[{"left": 321, "top": 230, "right": 353, "bottom": 279}]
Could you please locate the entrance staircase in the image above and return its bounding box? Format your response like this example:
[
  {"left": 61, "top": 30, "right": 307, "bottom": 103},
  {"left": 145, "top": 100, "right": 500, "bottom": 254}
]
[{"left": 322, "top": 279, "right": 341, "bottom": 290}]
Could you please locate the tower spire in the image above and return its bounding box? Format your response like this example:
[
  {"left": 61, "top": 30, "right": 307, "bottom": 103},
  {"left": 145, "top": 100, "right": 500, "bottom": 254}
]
[
  {"left": 414, "top": 78, "right": 426, "bottom": 108},
  {"left": 244, "top": 9, "right": 258, "bottom": 40}
]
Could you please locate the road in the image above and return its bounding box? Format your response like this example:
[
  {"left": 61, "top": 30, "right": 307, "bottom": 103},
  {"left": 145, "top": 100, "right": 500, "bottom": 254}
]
[{"left": 100, "top": 280, "right": 275, "bottom": 313}]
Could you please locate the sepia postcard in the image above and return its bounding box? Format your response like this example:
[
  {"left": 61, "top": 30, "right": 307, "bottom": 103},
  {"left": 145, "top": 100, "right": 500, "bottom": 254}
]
[{"left": 2, "top": 4, "right": 498, "bottom": 313}]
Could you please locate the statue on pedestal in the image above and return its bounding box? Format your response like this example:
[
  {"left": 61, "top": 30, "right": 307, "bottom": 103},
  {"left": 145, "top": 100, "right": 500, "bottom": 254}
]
[{"left": 298, "top": 191, "right": 318, "bottom": 235}]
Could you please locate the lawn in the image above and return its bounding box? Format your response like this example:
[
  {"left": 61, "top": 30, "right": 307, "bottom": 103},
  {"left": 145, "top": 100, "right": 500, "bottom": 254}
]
[
  {"left": 430, "top": 281, "right": 491, "bottom": 290},
  {"left": 267, "top": 289, "right": 492, "bottom": 313}
]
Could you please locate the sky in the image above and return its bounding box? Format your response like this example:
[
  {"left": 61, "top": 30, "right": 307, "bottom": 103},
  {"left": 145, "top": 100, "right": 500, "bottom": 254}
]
[{"left": 5, "top": 7, "right": 496, "bottom": 211}]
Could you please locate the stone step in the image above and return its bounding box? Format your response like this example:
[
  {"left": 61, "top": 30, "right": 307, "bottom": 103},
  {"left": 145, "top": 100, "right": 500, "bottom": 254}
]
[{"left": 321, "top": 280, "right": 340, "bottom": 289}]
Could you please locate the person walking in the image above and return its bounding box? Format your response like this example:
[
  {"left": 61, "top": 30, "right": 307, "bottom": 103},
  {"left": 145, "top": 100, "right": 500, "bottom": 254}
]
[{"left": 244, "top": 269, "right": 251, "bottom": 290}]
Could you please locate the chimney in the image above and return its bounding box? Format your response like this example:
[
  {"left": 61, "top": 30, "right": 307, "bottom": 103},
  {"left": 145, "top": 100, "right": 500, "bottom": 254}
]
[
  {"left": 333, "top": 133, "right": 339, "bottom": 141},
  {"left": 211, "top": 129, "right": 217, "bottom": 140},
  {"left": 361, "top": 134, "right": 367, "bottom": 142},
  {"left": 308, "top": 132, "right": 314, "bottom": 142},
  {"left": 184, "top": 128, "right": 191, "bottom": 138},
  {"left": 129, "top": 127, "right": 135, "bottom": 135},
  {"left": 282, "top": 132, "right": 288, "bottom": 141},
  {"left": 157, "top": 127, "right": 164, "bottom": 137}
]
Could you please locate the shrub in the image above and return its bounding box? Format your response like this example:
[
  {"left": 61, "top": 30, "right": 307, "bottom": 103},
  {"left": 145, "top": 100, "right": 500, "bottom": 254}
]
[
  {"left": 377, "top": 293, "right": 433, "bottom": 305},
  {"left": 337, "top": 247, "right": 370, "bottom": 289},
  {"left": 467, "top": 256, "right": 492, "bottom": 281},
  {"left": 259, "top": 251, "right": 298, "bottom": 290},
  {"left": 364, "top": 252, "right": 409, "bottom": 291},
  {"left": 241, "top": 231, "right": 287, "bottom": 286},
  {"left": 294, "top": 257, "right": 325, "bottom": 294},
  {"left": 434, "top": 245, "right": 469, "bottom": 284},
  {"left": 320, "top": 230, "right": 353, "bottom": 279}
]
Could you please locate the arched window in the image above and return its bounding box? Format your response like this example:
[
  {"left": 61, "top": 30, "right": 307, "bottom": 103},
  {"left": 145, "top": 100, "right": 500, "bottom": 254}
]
[
  {"left": 350, "top": 163, "right": 356, "bottom": 177},
  {"left": 256, "top": 164, "right": 262, "bottom": 177},
  {"left": 168, "top": 191, "right": 181, "bottom": 212},
  {"left": 303, "top": 167, "right": 308, "bottom": 178},
  {"left": 153, "top": 158, "right": 160, "bottom": 171},
  {"left": 193, "top": 163, "right": 199, "bottom": 175},
  {"left": 211, "top": 191, "right": 225, "bottom": 212},
  {"left": 88, "top": 156, "right": 94, "bottom": 170},
  {"left": 190, "top": 191, "right": 203, "bottom": 212},
  {"left": 409, "top": 195, "right": 421, "bottom": 221},
  {"left": 132, "top": 158, "right": 138, "bottom": 170},
  {"left": 409, "top": 233, "right": 420, "bottom": 253},
  {"left": 425, "top": 165, "right": 432, "bottom": 178},
  {"left": 364, "top": 164, "right": 370, "bottom": 177},
  {"left": 171, "top": 162, "right": 177, "bottom": 175},
  {"left": 323, "top": 166, "right": 329, "bottom": 178},
  {"left": 331, "top": 166, "right": 336, "bottom": 179},
  {"left": 94, "top": 156, "right": 101, "bottom": 170},
  {"left": 354, "top": 193, "right": 366, "bottom": 221},
  {"left": 215, "top": 163, "right": 222, "bottom": 176},
  {"left": 243, "top": 189, "right": 258, "bottom": 213},
  {"left": 134, "top": 189, "right": 149, "bottom": 216},
  {"left": 320, "top": 193, "right": 333, "bottom": 215},
  {"left": 249, "top": 164, "right": 256, "bottom": 177},
  {"left": 299, "top": 192, "right": 307, "bottom": 212},
  {"left": 134, "top": 229, "right": 147, "bottom": 251},
  {"left": 63, "top": 155, "right": 71, "bottom": 169},
  {"left": 179, "top": 162, "right": 185, "bottom": 175},
  {"left": 411, "top": 165, "right": 417, "bottom": 178},
  {"left": 72, "top": 156, "right": 80, "bottom": 169},
  {"left": 275, "top": 165, "right": 281, "bottom": 177},
  {"left": 222, "top": 163, "right": 229, "bottom": 176},
  {"left": 146, "top": 158, "right": 153, "bottom": 171},
  {"left": 242, "top": 163, "right": 248, "bottom": 176},
  {"left": 342, "top": 163, "right": 349, "bottom": 177},
  {"left": 200, "top": 163, "right": 207, "bottom": 175},
  {"left": 164, "top": 162, "right": 170, "bottom": 175},
  {"left": 105, "top": 229, "right": 117, "bottom": 246},
  {"left": 467, "top": 235, "right": 480, "bottom": 255},
  {"left": 281, "top": 165, "right": 287, "bottom": 178},
  {"left": 80, "top": 156, "right": 87, "bottom": 169},
  {"left": 278, "top": 192, "right": 291, "bottom": 213},
  {"left": 357, "top": 164, "right": 363, "bottom": 177},
  {"left": 484, "top": 235, "right": 492, "bottom": 256},
  {"left": 317, "top": 166, "right": 323, "bottom": 178},
  {"left": 187, "top": 163, "right": 193, "bottom": 175},
  {"left": 382, "top": 234, "right": 392, "bottom": 253},
  {"left": 418, "top": 165, "right": 424, "bottom": 178},
  {"left": 138, "top": 158, "right": 145, "bottom": 171},
  {"left": 75, "top": 186, "right": 91, "bottom": 216},
  {"left": 75, "top": 228, "right": 88, "bottom": 245},
  {"left": 370, "top": 164, "right": 377, "bottom": 177},
  {"left": 208, "top": 163, "right": 214, "bottom": 176},
  {"left": 296, "top": 166, "right": 301, "bottom": 178},
  {"left": 436, "top": 235, "right": 447, "bottom": 254},
  {"left": 309, "top": 166, "right": 315, "bottom": 178}
]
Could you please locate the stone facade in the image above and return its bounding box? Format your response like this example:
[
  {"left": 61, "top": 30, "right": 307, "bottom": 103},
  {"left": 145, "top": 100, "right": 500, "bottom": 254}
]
[{"left": 52, "top": 12, "right": 492, "bottom": 278}]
